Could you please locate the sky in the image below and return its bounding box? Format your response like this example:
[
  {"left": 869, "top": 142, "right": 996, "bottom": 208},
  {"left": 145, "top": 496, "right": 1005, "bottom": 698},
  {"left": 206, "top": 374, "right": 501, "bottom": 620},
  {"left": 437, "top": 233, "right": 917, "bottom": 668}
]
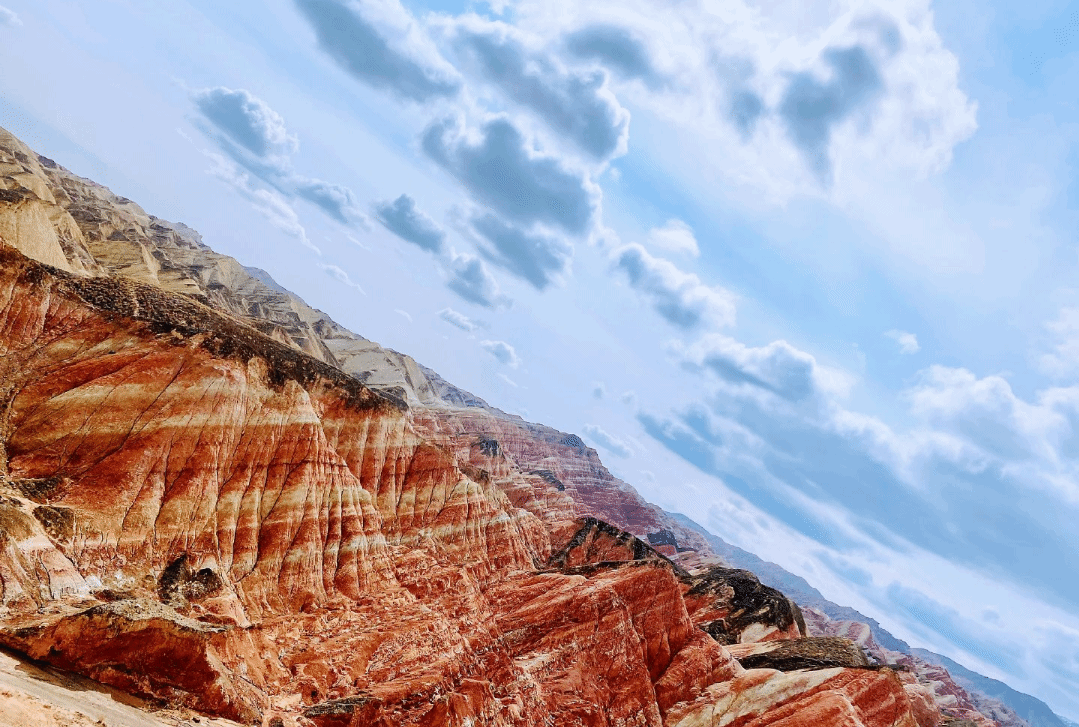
[{"left": 1, "top": 0, "right": 1078, "bottom": 718}]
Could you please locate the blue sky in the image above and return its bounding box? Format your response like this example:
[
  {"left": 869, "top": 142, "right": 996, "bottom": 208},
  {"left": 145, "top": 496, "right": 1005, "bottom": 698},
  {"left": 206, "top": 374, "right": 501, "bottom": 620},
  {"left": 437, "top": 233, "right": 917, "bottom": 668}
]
[{"left": 1, "top": 0, "right": 1077, "bottom": 717}]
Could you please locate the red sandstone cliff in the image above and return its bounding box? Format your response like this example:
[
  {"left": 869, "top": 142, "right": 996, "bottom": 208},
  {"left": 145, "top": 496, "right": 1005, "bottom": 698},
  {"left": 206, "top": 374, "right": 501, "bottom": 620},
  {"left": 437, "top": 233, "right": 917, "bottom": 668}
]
[{"left": 0, "top": 125, "right": 998, "bottom": 726}]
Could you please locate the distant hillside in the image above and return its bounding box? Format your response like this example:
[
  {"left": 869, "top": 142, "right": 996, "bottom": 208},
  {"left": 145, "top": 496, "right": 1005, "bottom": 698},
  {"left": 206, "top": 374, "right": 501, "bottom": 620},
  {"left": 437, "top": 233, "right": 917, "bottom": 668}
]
[
  {"left": 668, "top": 511, "right": 1076, "bottom": 727},
  {"left": 912, "top": 648, "right": 1070, "bottom": 727},
  {"left": 667, "top": 511, "right": 912, "bottom": 652}
]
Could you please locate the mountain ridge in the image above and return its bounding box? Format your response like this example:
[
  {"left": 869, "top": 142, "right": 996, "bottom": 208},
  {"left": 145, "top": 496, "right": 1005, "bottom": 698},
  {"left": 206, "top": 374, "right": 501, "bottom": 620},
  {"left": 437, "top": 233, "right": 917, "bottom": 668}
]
[
  {"left": 670, "top": 511, "right": 1074, "bottom": 727},
  {"left": 0, "top": 122, "right": 1047, "bottom": 727}
]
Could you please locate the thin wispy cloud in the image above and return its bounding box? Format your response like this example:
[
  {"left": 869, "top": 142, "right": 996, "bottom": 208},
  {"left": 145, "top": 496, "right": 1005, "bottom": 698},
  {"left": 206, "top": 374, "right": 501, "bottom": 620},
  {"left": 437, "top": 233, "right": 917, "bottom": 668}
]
[
  {"left": 204, "top": 151, "right": 321, "bottom": 255},
  {"left": 438, "top": 307, "right": 479, "bottom": 331},
  {"left": 318, "top": 263, "right": 365, "bottom": 293},
  {"left": 885, "top": 329, "right": 921, "bottom": 354},
  {"left": 192, "top": 86, "right": 369, "bottom": 228},
  {"left": 0, "top": 5, "right": 22, "bottom": 27},
  {"left": 582, "top": 423, "right": 633, "bottom": 457}
]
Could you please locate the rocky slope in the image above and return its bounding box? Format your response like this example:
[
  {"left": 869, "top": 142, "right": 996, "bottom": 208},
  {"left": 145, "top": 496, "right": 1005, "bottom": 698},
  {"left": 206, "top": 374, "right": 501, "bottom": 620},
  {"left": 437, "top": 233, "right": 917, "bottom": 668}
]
[
  {"left": 674, "top": 512, "right": 1062, "bottom": 727},
  {"left": 0, "top": 124, "right": 1005, "bottom": 726}
]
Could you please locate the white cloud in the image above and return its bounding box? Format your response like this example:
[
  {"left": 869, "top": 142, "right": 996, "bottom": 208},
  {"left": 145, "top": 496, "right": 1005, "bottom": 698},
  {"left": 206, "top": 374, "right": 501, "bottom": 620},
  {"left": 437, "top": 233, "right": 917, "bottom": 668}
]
[
  {"left": 612, "top": 244, "right": 736, "bottom": 329},
  {"left": 446, "top": 250, "right": 512, "bottom": 309},
  {"left": 205, "top": 152, "right": 321, "bottom": 255},
  {"left": 438, "top": 307, "right": 479, "bottom": 331},
  {"left": 647, "top": 219, "right": 699, "bottom": 257},
  {"left": 480, "top": 339, "right": 521, "bottom": 367},
  {"left": 193, "top": 87, "right": 298, "bottom": 163},
  {"left": 0, "top": 5, "right": 22, "bottom": 27},
  {"left": 582, "top": 423, "right": 633, "bottom": 457},
  {"left": 1039, "top": 307, "right": 1079, "bottom": 379},
  {"left": 394, "top": 308, "right": 412, "bottom": 323},
  {"left": 674, "top": 333, "right": 855, "bottom": 402},
  {"left": 318, "top": 263, "right": 365, "bottom": 293},
  {"left": 512, "top": 0, "right": 977, "bottom": 200},
  {"left": 374, "top": 193, "right": 446, "bottom": 253},
  {"left": 192, "top": 87, "right": 368, "bottom": 227},
  {"left": 470, "top": 212, "right": 573, "bottom": 290},
  {"left": 592, "top": 381, "right": 606, "bottom": 399},
  {"left": 294, "top": 0, "right": 461, "bottom": 102},
  {"left": 442, "top": 14, "right": 630, "bottom": 161},
  {"left": 422, "top": 114, "right": 600, "bottom": 235},
  {"left": 885, "top": 329, "right": 920, "bottom": 354},
  {"left": 905, "top": 366, "right": 1070, "bottom": 469}
]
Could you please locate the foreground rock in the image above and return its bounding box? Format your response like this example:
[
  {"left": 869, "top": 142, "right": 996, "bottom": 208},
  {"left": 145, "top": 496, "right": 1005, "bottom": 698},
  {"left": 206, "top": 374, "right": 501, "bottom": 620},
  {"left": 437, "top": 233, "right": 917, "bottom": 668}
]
[{"left": 0, "top": 599, "right": 268, "bottom": 722}]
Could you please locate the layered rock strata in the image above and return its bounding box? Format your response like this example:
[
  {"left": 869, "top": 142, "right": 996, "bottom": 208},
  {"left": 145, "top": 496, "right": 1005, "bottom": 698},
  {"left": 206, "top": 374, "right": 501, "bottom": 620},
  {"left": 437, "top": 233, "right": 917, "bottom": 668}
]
[{"left": 0, "top": 125, "right": 984, "bottom": 726}]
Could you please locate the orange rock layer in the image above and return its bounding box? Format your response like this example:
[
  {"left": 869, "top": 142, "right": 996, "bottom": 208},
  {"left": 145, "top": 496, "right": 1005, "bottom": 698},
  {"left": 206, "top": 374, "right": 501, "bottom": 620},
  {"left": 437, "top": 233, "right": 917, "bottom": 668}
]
[{"left": 0, "top": 242, "right": 942, "bottom": 727}]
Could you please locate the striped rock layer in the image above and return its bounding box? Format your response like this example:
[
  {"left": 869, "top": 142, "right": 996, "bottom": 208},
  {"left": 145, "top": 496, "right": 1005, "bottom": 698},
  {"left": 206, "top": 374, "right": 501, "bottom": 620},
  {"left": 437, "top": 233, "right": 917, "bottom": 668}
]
[{"left": 0, "top": 125, "right": 983, "bottom": 727}]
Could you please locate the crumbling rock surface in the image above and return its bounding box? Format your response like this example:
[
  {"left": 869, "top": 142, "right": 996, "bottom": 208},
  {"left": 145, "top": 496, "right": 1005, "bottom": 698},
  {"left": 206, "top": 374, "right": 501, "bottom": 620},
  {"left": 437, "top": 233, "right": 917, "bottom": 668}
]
[
  {"left": 726, "top": 636, "right": 872, "bottom": 671},
  {"left": 0, "top": 599, "right": 270, "bottom": 723},
  {"left": 683, "top": 565, "right": 806, "bottom": 645}
]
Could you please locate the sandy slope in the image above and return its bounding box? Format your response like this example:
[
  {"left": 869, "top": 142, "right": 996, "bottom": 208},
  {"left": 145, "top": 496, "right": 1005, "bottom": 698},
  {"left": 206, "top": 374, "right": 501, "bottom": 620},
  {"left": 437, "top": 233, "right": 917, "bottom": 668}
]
[{"left": 0, "top": 647, "right": 239, "bottom": 727}]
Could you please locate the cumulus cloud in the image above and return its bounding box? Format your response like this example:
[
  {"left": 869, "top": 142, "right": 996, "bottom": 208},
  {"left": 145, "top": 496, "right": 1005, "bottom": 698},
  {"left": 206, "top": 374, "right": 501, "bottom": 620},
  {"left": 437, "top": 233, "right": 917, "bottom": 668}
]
[
  {"left": 639, "top": 341, "right": 1079, "bottom": 631},
  {"left": 674, "top": 333, "right": 850, "bottom": 403},
  {"left": 193, "top": 87, "right": 298, "bottom": 162},
  {"left": 295, "top": 178, "right": 369, "bottom": 225},
  {"left": 294, "top": 0, "right": 460, "bottom": 102},
  {"left": 885, "top": 329, "right": 920, "bottom": 354},
  {"left": 318, "top": 263, "right": 365, "bottom": 293},
  {"left": 612, "top": 244, "right": 736, "bottom": 329},
  {"left": 447, "top": 16, "right": 630, "bottom": 160},
  {"left": 564, "top": 23, "right": 660, "bottom": 85},
  {"left": 422, "top": 116, "right": 599, "bottom": 235},
  {"left": 480, "top": 339, "right": 520, "bottom": 367},
  {"left": 779, "top": 44, "right": 884, "bottom": 182},
  {"left": 905, "top": 366, "right": 1063, "bottom": 463},
  {"left": 0, "top": 5, "right": 22, "bottom": 26},
  {"left": 582, "top": 423, "right": 633, "bottom": 457},
  {"left": 374, "top": 194, "right": 446, "bottom": 253},
  {"left": 512, "top": 1, "right": 977, "bottom": 200},
  {"left": 647, "top": 219, "right": 699, "bottom": 257},
  {"left": 447, "top": 251, "right": 511, "bottom": 309},
  {"left": 438, "top": 307, "right": 479, "bottom": 331},
  {"left": 592, "top": 382, "right": 606, "bottom": 399},
  {"left": 471, "top": 213, "right": 572, "bottom": 289}
]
